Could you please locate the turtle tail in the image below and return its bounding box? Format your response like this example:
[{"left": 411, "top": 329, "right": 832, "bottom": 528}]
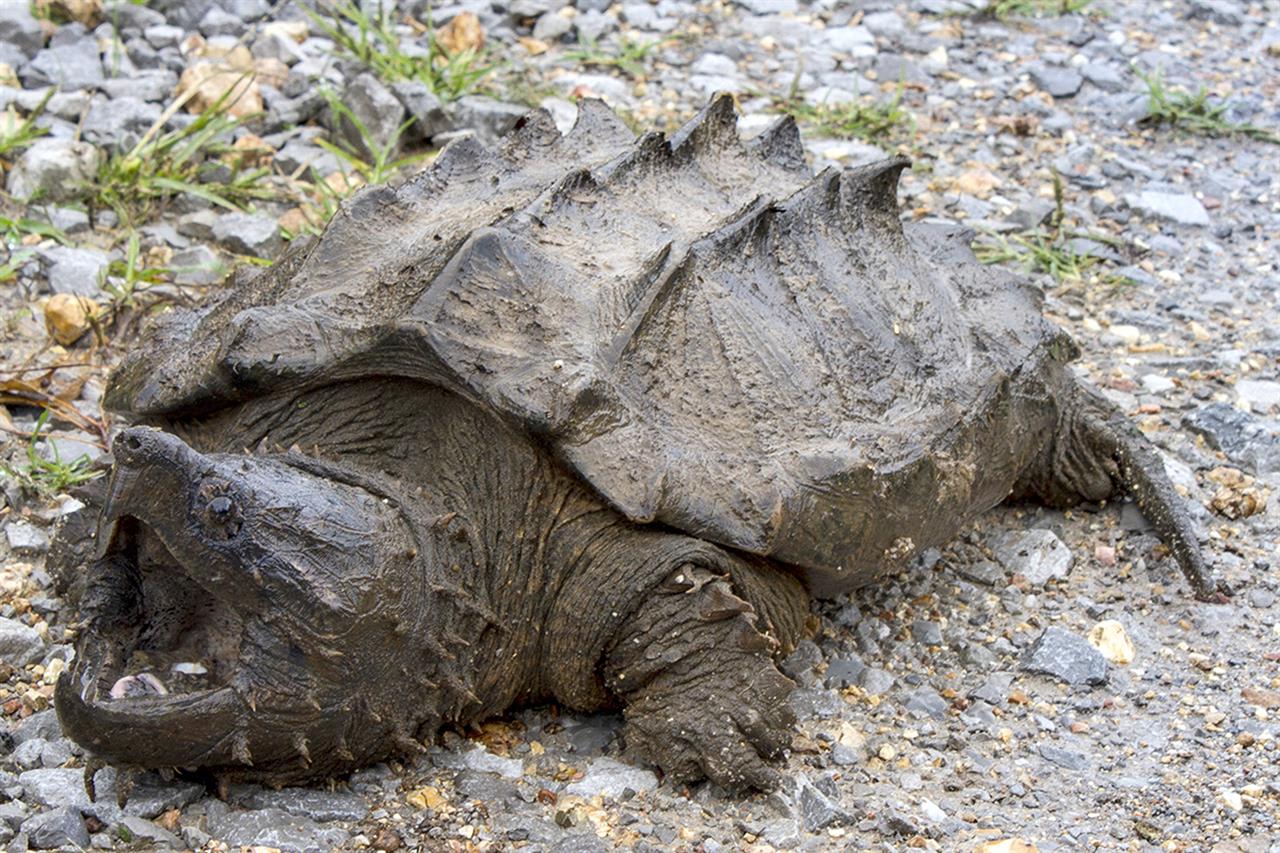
[{"left": 1028, "top": 381, "right": 1227, "bottom": 602}]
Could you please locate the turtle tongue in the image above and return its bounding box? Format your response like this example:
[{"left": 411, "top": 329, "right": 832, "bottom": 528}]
[{"left": 109, "top": 673, "right": 168, "bottom": 700}]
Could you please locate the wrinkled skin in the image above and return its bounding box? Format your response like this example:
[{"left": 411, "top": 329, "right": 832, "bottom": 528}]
[{"left": 55, "top": 96, "right": 1221, "bottom": 794}]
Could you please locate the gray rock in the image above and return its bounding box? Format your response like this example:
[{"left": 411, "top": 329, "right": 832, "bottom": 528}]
[
  {"left": 12, "top": 712, "right": 61, "bottom": 747},
  {"left": 960, "top": 642, "right": 999, "bottom": 670},
  {"left": 822, "top": 26, "right": 876, "bottom": 56},
  {"left": 0, "top": 802, "right": 29, "bottom": 833},
  {"left": 0, "top": 4, "right": 45, "bottom": 59},
  {"left": 204, "top": 802, "right": 350, "bottom": 853},
  {"left": 0, "top": 617, "right": 45, "bottom": 668},
  {"left": 231, "top": 786, "right": 369, "bottom": 823},
  {"left": 1081, "top": 62, "right": 1126, "bottom": 92},
  {"left": 170, "top": 245, "right": 226, "bottom": 286},
  {"left": 691, "top": 53, "right": 738, "bottom": 77},
  {"left": 995, "top": 529, "right": 1074, "bottom": 586},
  {"left": 789, "top": 687, "right": 845, "bottom": 719},
  {"left": 903, "top": 687, "right": 948, "bottom": 719},
  {"left": 759, "top": 818, "right": 801, "bottom": 849},
  {"left": 533, "top": 10, "right": 574, "bottom": 41},
  {"left": 38, "top": 739, "right": 73, "bottom": 769},
  {"left": 1030, "top": 65, "right": 1084, "bottom": 98},
  {"left": 575, "top": 9, "right": 616, "bottom": 42},
  {"left": 6, "top": 139, "right": 101, "bottom": 203},
  {"left": 910, "top": 619, "right": 943, "bottom": 646},
  {"left": 116, "top": 815, "right": 182, "bottom": 847},
  {"left": 199, "top": 6, "right": 246, "bottom": 36},
  {"left": 447, "top": 96, "right": 531, "bottom": 145},
  {"left": 99, "top": 69, "right": 179, "bottom": 102},
  {"left": 970, "top": 672, "right": 1014, "bottom": 705},
  {"left": 212, "top": 213, "right": 282, "bottom": 258},
  {"left": 1126, "top": 190, "right": 1210, "bottom": 227},
  {"left": 1020, "top": 626, "right": 1108, "bottom": 687},
  {"left": 335, "top": 73, "right": 406, "bottom": 160},
  {"left": 863, "top": 11, "right": 906, "bottom": 38},
  {"left": 563, "top": 757, "right": 658, "bottom": 799},
  {"left": 391, "top": 81, "right": 452, "bottom": 140},
  {"left": 1038, "top": 743, "right": 1090, "bottom": 771},
  {"left": 11, "top": 739, "right": 46, "bottom": 771},
  {"left": 41, "top": 246, "right": 109, "bottom": 297},
  {"left": 82, "top": 96, "right": 163, "bottom": 148},
  {"left": 21, "top": 41, "right": 106, "bottom": 91},
  {"left": 274, "top": 141, "right": 342, "bottom": 177},
  {"left": 460, "top": 746, "right": 524, "bottom": 779},
  {"left": 796, "top": 778, "right": 850, "bottom": 831},
  {"left": 19, "top": 768, "right": 203, "bottom": 822},
  {"left": 1182, "top": 403, "right": 1280, "bottom": 475},
  {"left": 1236, "top": 380, "right": 1280, "bottom": 415},
  {"left": 564, "top": 715, "right": 620, "bottom": 754},
  {"left": 143, "top": 24, "right": 185, "bottom": 49},
  {"left": 824, "top": 655, "right": 865, "bottom": 689},
  {"left": 21, "top": 807, "right": 89, "bottom": 851},
  {"left": 1187, "top": 0, "right": 1244, "bottom": 25},
  {"left": 5, "top": 521, "right": 49, "bottom": 554},
  {"left": 954, "top": 559, "right": 1006, "bottom": 586},
  {"left": 859, "top": 667, "right": 895, "bottom": 696}
]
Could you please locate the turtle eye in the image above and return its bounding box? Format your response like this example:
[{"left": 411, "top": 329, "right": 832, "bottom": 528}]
[{"left": 197, "top": 484, "right": 243, "bottom": 540}]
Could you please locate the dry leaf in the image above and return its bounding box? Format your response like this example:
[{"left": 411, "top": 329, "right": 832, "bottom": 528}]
[{"left": 436, "top": 12, "right": 485, "bottom": 56}]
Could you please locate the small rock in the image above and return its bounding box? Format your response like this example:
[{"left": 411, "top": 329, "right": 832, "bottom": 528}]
[
  {"left": 170, "top": 245, "right": 225, "bottom": 286},
  {"left": 212, "top": 212, "right": 282, "bottom": 257},
  {"left": 995, "top": 529, "right": 1074, "bottom": 586},
  {"left": 970, "top": 672, "right": 1014, "bottom": 705},
  {"left": 788, "top": 688, "right": 845, "bottom": 719},
  {"left": 796, "top": 778, "right": 849, "bottom": 831},
  {"left": 1126, "top": 190, "right": 1211, "bottom": 227},
  {"left": 1030, "top": 66, "right": 1083, "bottom": 98},
  {"left": 903, "top": 687, "right": 948, "bottom": 719},
  {"left": 40, "top": 245, "right": 109, "bottom": 297},
  {"left": 5, "top": 521, "right": 50, "bottom": 554},
  {"left": 231, "top": 786, "right": 369, "bottom": 823},
  {"left": 824, "top": 655, "right": 865, "bottom": 689},
  {"left": 910, "top": 619, "right": 943, "bottom": 646},
  {"left": 1236, "top": 380, "right": 1280, "bottom": 414},
  {"left": 21, "top": 41, "right": 105, "bottom": 90},
  {"left": 954, "top": 559, "right": 1006, "bottom": 586},
  {"left": 0, "top": 4, "right": 45, "bottom": 59},
  {"left": 532, "top": 10, "right": 573, "bottom": 41},
  {"left": 177, "top": 60, "right": 264, "bottom": 118},
  {"left": 204, "top": 801, "right": 350, "bottom": 853},
  {"left": 81, "top": 95, "right": 163, "bottom": 148},
  {"left": 335, "top": 72, "right": 406, "bottom": 160},
  {"left": 6, "top": 138, "right": 101, "bottom": 202},
  {"left": 1038, "top": 743, "right": 1089, "bottom": 771},
  {"left": 1020, "top": 626, "right": 1108, "bottom": 687},
  {"left": 564, "top": 757, "right": 657, "bottom": 799},
  {"left": 1081, "top": 62, "right": 1126, "bottom": 92},
  {"left": 1183, "top": 403, "right": 1280, "bottom": 475},
  {"left": 115, "top": 816, "right": 182, "bottom": 847},
  {"left": 460, "top": 746, "right": 523, "bottom": 779},
  {"left": 1188, "top": 0, "right": 1244, "bottom": 25},
  {"left": 21, "top": 807, "right": 89, "bottom": 851},
  {"left": 859, "top": 667, "right": 895, "bottom": 696},
  {"left": 391, "top": 81, "right": 451, "bottom": 140},
  {"left": 0, "top": 617, "right": 46, "bottom": 667},
  {"left": 447, "top": 96, "right": 530, "bottom": 145},
  {"left": 43, "top": 293, "right": 99, "bottom": 346},
  {"left": 1087, "top": 620, "right": 1135, "bottom": 665},
  {"left": 920, "top": 798, "right": 947, "bottom": 823}
]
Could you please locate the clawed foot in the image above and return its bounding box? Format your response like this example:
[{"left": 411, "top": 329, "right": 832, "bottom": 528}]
[{"left": 606, "top": 565, "right": 797, "bottom": 793}]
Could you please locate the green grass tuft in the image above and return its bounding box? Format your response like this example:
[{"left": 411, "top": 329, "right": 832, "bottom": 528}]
[
  {"left": 563, "top": 35, "right": 671, "bottom": 78},
  {"left": 984, "top": 0, "right": 1095, "bottom": 19},
  {"left": 774, "top": 81, "right": 911, "bottom": 143},
  {"left": 87, "top": 86, "right": 276, "bottom": 226},
  {"left": 301, "top": 1, "right": 493, "bottom": 100},
  {"left": 1, "top": 410, "right": 102, "bottom": 500},
  {"left": 0, "top": 90, "right": 52, "bottom": 159},
  {"left": 1137, "top": 68, "right": 1279, "bottom": 144}
]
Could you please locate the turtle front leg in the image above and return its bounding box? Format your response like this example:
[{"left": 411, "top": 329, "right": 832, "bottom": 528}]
[{"left": 603, "top": 561, "right": 807, "bottom": 792}]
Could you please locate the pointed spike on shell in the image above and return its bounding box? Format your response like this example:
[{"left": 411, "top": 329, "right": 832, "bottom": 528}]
[
  {"left": 502, "top": 107, "right": 562, "bottom": 161},
  {"left": 336, "top": 736, "right": 356, "bottom": 762},
  {"left": 568, "top": 97, "right": 636, "bottom": 148},
  {"left": 748, "top": 114, "right": 808, "bottom": 173},
  {"left": 669, "top": 92, "right": 739, "bottom": 155},
  {"left": 838, "top": 155, "right": 912, "bottom": 231},
  {"left": 394, "top": 728, "right": 426, "bottom": 755}
]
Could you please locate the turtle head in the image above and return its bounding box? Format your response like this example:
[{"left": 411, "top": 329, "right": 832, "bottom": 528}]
[{"left": 56, "top": 427, "right": 432, "bottom": 784}]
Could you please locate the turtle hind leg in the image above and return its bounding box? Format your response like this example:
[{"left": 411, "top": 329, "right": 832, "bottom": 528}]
[{"left": 1025, "top": 382, "right": 1227, "bottom": 602}]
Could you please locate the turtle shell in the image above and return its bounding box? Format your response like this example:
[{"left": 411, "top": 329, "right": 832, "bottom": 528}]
[{"left": 108, "top": 95, "right": 1073, "bottom": 595}]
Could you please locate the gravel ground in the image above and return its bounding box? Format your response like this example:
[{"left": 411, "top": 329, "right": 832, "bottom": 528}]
[{"left": 2, "top": 0, "right": 1279, "bottom": 850}]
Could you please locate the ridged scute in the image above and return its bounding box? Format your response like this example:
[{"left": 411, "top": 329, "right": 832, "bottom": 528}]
[{"left": 107, "top": 95, "right": 1070, "bottom": 594}]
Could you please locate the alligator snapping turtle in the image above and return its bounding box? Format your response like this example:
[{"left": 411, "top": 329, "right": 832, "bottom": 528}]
[{"left": 55, "top": 95, "right": 1218, "bottom": 794}]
